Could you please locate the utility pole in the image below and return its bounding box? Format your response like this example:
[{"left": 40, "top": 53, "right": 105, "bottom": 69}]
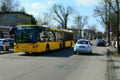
[
  {"left": 109, "top": 0, "right": 112, "bottom": 46},
  {"left": 116, "top": 0, "right": 120, "bottom": 52},
  {"left": 105, "top": 0, "right": 111, "bottom": 46}
]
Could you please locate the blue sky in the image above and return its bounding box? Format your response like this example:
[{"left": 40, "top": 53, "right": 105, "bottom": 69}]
[{"left": 19, "top": 0, "right": 104, "bottom": 32}]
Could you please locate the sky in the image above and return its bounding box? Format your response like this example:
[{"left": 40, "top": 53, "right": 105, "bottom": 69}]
[{"left": 19, "top": 0, "right": 105, "bottom": 32}]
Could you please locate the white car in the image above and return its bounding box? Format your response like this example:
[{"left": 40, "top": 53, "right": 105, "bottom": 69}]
[
  {"left": 0, "top": 39, "right": 10, "bottom": 51},
  {"left": 74, "top": 39, "right": 92, "bottom": 54}
]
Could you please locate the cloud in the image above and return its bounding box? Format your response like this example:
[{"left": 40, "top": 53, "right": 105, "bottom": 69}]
[
  {"left": 32, "top": 2, "right": 46, "bottom": 9},
  {"left": 75, "top": 0, "right": 101, "bottom": 6},
  {"left": 47, "top": 0, "right": 55, "bottom": 6}
]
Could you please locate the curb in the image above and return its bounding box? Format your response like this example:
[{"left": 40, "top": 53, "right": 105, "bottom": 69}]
[
  {"left": 107, "top": 55, "right": 118, "bottom": 80},
  {"left": 0, "top": 50, "right": 14, "bottom": 54},
  {"left": 106, "top": 47, "right": 118, "bottom": 80}
]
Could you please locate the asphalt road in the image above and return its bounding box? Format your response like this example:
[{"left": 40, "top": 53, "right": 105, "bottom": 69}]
[{"left": 0, "top": 46, "right": 108, "bottom": 80}]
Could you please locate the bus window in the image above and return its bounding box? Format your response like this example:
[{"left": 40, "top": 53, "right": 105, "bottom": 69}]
[
  {"left": 64, "top": 32, "right": 73, "bottom": 41},
  {"left": 40, "top": 31, "right": 45, "bottom": 41},
  {"left": 45, "top": 30, "right": 56, "bottom": 42},
  {"left": 55, "top": 32, "right": 62, "bottom": 41}
]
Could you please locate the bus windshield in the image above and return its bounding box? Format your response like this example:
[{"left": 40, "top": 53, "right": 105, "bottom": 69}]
[{"left": 15, "top": 26, "right": 38, "bottom": 43}]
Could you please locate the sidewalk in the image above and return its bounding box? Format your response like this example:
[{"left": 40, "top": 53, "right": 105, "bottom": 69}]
[
  {"left": 0, "top": 49, "right": 14, "bottom": 54},
  {"left": 107, "top": 46, "right": 120, "bottom": 80}
]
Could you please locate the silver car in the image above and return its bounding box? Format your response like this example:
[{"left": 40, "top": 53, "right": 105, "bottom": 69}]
[
  {"left": 74, "top": 39, "right": 92, "bottom": 54},
  {"left": 0, "top": 39, "right": 10, "bottom": 51}
]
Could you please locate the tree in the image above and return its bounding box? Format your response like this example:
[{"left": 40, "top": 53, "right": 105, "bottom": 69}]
[
  {"left": 94, "top": 1, "right": 109, "bottom": 28},
  {"left": 51, "top": 4, "right": 73, "bottom": 29},
  {"left": 74, "top": 15, "right": 88, "bottom": 29},
  {"left": 31, "top": 16, "right": 37, "bottom": 25},
  {"left": 72, "top": 14, "right": 88, "bottom": 39},
  {"left": 37, "top": 13, "right": 51, "bottom": 26},
  {"left": 20, "top": 7, "right": 26, "bottom": 13},
  {"left": 88, "top": 25, "right": 97, "bottom": 32},
  {"left": 0, "top": 0, "right": 19, "bottom": 12},
  {"left": 94, "top": 0, "right": 120, "bottom": 52},
  {"left": 107, "top": 0, "right": 120, "bottom": 52}
]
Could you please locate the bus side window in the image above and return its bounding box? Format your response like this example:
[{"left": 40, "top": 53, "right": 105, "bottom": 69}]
[
  {"left": 50, "top": 31, "right": 56, "bottom": 41},
  {"left": 45, "top": 30, "right": 56, "bottom": 42},
  {"left": 40, "top": 31, "right": 45, "bottom": 42},
  {"left": 56, "top": 32, "right": 62, "bottom": 41}
]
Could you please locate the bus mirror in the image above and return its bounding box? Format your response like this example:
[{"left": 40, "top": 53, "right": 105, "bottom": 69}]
[{"left": 10, "top": 27, "right": 16, "bottom": 34}]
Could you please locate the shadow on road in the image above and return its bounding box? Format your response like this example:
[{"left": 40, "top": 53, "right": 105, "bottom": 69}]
[
  {"left": 0, "top": 50, "right": 14, "bottom": 55},
  {"left": 19, "top": 48, "right": 74, "bottom": 58},
  {"left": 74, "top": 52, "right": 105, "bottom": 56},
  {"left": 91, "top": 53, "right": 105, "bottom": 56},
  {"left": 114, "top": 66, "right": 120, "bottom": 69}
]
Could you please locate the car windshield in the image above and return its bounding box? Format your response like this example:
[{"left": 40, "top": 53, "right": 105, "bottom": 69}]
[
  {"left": 77, "top": 40, "right": 88, "bottom": 44},
  {"left": 98, "top": 39, "right": 104, "bottom": 42}
]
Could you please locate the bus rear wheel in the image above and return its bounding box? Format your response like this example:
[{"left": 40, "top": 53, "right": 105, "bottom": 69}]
[{"left": 25, "top": 52, "right": 30, "bottom": 55}]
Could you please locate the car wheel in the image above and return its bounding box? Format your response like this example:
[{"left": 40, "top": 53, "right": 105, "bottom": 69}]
[
  {"left": 89, "top": 51, "right": 92, "bottom": 55},
  {"left": 6, "top": 47, "right": 9, "bottom": 51},
  {"left": 25, "top": 52, "right": 30, "bottom": 55},
  {"left": 0, "top": 46, "right": 3, "bottom": 51},
  {"left": 73, "top": 52, "right": 76, "bottom": 54}
]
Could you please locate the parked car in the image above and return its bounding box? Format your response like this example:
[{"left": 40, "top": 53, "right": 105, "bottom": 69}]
[
  {"left": 73, "top": 39, "right": 92, "bottom": 54},
  {"left": 0, "top": 38, "right": 10, "bottom": 51},
  {"left": 96, "top": 39, "right": 106, "bottom": 46},
  {"left": 5, "top": 38, "right": 14, "bottom": 48}
]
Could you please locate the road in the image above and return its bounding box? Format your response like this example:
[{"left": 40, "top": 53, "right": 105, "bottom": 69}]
[{"left": 0, "top": 45, "right": 108, "bottom": 80}]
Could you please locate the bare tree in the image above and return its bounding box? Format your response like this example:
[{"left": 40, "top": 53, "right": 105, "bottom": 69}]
[
  {"left": 51, "top": 4, "right": 73, "bottom": 29},
  {"left": 94, "top": 1, "right": 109, "bottom": 28},
  {"left": 0, "top": 0, "right": 19, "bottom": 12},
  {"left": 37, "top": 13, "right": 52, "bottom": 26},
  {"left": 74, "top": 15, "right": 88, "bottom": 29},
  {"left": 72, "top": 14, "right": 88, "bottom": 39},
  {"left": 88, "top": 25, "right": 97, "bottom": 32},
  {"left": 94, "top": 0, "right": 112, "bottom": 45},
  {"left": 94, "top": 0, "right": 120, "bottom": 52},
  {"left": 106, "top": 0, "right": 120, "bottom": 52},
  {"left": 20, "top": 7, "right": 26, "bottom": 13}
]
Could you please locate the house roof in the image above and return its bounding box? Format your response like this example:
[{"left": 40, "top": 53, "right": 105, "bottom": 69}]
[{"left": 0, "top": 12, "right": 33, "bottom": 17}]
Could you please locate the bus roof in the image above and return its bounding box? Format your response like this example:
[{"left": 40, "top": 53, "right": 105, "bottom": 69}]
[
  {"left": 61, "top": 29, "right": 73, "bottom": 33},
  {"left": 16, "top": 25, "right": 73, "bottom": 33},
  {"left": 48, "top": 27, "right": 62, "bottom": 32},
  {"left": 17, "top": 24, "right": 38, "bottom": 26}
]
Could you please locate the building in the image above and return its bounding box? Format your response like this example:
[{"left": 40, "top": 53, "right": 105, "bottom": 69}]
[
  {"left": 0, "top": 26, "right": 12, "bottom": 38},
  {"left": 0, "top": 12, "right": 33, "bottom": 26},
  {"left": 0, "top": 12, "right": 34, "bottom": 38},
  {"left": 69, "top": 29, "right": 96, "bottom": 41}
]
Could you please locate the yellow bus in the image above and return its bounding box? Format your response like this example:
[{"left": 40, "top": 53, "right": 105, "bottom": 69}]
[{"left": 14, "top": 25, "right": 74, "bottom": 54}]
